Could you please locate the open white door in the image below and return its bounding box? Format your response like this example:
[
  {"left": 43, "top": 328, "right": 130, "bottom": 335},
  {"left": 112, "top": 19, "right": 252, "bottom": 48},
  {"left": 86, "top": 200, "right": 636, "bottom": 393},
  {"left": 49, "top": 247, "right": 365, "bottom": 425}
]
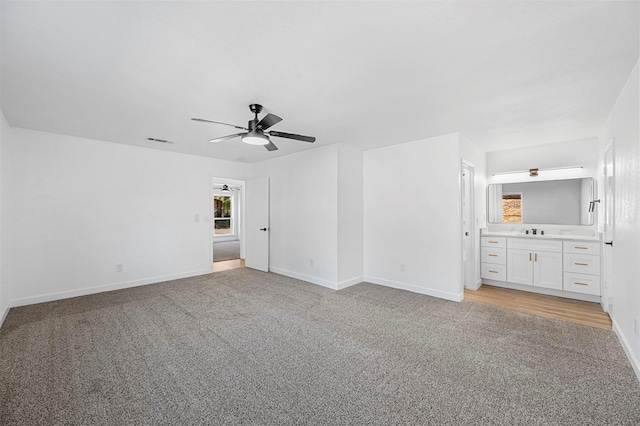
[
  {"left": 602, "top": 141, "right": 615, "bottom": 313},
  {"left": 245, "top": 177, "right": 270, "bottom": 272},
  {"left": 461, "top": 162, "right": 476, "bottom": 290}
]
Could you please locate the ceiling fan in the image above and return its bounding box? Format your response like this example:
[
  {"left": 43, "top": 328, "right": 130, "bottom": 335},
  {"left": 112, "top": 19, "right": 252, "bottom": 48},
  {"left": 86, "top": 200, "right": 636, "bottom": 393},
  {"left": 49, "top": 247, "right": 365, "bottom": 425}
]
[
  {"left": 213, "top": 184, "right": 238, "bottom": 192},
  {"left": 192, "top": 104, "right": 316, "bottom": 151}
]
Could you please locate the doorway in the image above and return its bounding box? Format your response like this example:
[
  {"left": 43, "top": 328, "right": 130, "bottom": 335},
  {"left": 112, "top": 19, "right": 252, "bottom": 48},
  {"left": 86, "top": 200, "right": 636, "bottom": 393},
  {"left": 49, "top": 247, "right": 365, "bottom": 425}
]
[
  {"left": 461, "top": 161, "right": 476, "bottom": 291},
  {"left": 212, "top": 177, "right": 245, "bottom": 272}
]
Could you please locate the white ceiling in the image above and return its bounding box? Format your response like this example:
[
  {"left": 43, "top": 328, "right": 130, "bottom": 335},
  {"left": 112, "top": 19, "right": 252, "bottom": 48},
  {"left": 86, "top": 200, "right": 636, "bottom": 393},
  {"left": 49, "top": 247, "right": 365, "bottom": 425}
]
[{"left": 1, "top": 1, "right": 638, "bottom": 163}]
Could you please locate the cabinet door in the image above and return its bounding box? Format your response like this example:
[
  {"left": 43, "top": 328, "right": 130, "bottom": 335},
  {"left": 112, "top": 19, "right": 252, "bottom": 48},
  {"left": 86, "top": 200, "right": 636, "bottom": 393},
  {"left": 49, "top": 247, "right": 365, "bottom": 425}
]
[
  {"left": 534, "top": 251, "right": 563, "bottom": 290},
  {"left": 507, "top": 249, "right": 533, "bottom": 285}
]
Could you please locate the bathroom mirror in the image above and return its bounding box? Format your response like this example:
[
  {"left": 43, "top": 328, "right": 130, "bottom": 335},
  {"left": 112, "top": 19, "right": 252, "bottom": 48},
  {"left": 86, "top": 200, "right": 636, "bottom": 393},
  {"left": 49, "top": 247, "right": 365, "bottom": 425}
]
[{"left": 487, "top": 178, "right": 595, "bottom": 225}]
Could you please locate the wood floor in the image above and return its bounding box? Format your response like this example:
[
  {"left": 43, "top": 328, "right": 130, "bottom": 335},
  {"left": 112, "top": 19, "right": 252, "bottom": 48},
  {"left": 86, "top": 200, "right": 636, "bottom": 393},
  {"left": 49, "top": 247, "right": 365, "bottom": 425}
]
[
  {"left": 213, "top": 258, "right": 245, "bottom": 272},
  {"left": 211, "top": 264, "right": 610, "bottom": 329},
  {"left": 465, "top": 285, "right": 611, "bottom": 329}
]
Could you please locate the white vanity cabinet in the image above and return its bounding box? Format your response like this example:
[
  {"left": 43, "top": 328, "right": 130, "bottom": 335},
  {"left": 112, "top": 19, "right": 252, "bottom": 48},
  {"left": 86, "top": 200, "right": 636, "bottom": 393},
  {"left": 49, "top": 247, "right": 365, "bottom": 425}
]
[
  {"left": 480, "top": 234, "right": 601, "bottom": 302},
  {"left": 480, "top": 237, "right": 506, "bottom": 281},
  {"left": 506, "top": 239, "right": 563, "bottom": 290},
  {"left": 563, "top": 241, "right": 601, "bottom": 296}
]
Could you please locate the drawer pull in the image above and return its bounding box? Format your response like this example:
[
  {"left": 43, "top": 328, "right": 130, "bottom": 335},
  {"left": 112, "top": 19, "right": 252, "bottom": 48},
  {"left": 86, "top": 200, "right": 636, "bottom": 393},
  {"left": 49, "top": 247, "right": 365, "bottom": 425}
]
[
  {"left": 575, "top": 262, "right": 589, "bottom": 266},
  {"left": 488, "top": 241, "right": 498, "bottom": 244},
  {"left": 575, "top": 246, "right": 588, "bottom": 250},
  {"left": 489, "top": 270, "right": 499, "bottom": 273},
  {"left": 535, "top": 253, "right": 538, "bottom": 262},
  {"left": 529, "top": 253, "right": 532, "bottom": 261},
  {"left": 488, "top": 254, "right": 498, "bottom": 257},
  {"left": 574, "top": 282, "right": 589, "bottom": 286}
]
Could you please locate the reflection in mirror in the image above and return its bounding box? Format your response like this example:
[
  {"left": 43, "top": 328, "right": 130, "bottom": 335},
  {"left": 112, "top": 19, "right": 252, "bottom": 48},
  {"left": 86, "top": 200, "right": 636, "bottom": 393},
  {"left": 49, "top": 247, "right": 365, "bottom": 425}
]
[
  {"left": 488, "top": 178, "right": 595, "bottom": 226},
  {"left": 502, "top": 193, "right": 522, "bottom": 223}
]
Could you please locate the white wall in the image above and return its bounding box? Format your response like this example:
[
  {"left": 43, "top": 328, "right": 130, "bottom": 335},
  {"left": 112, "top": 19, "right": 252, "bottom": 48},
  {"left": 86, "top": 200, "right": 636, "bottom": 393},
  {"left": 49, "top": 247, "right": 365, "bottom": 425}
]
[
  {"left": 487, "top": 138, "right": 598, "bottom": 177},
  {"left": 252, "top": 144, "right": 339, "bottom": 288},
  {"left": 0, "top": 3, "right": 9, "bottom": 324},
  {"left": 5, "top": 128, "right": 248, "bottom": 306},
  {"left": 363, "top": 133, "right": 463, "bottom": 301},
  {"left": 598, "top": 61, "right": 640, "bottom": 380},
  {"left": 337, "top": 143, "right": 363, "bottom": 287},
  {"left": 0, "top": 110, "right": 9, "bottom": 325}
]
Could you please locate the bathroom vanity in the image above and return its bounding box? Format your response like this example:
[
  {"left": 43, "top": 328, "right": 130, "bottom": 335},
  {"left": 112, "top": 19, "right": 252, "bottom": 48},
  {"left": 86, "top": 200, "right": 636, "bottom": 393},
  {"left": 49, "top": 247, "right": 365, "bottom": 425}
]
[
  {"left": 481, "top": 234, "right": 601, "bottom": 302},
  {"left": 481, "top": 174, "right": 602, "bottom": 302}
]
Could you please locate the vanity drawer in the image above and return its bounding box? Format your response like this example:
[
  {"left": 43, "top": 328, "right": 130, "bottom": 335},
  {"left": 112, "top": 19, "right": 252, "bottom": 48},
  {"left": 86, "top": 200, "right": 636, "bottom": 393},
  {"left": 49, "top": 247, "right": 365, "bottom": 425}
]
[
  {"left": 564, "top": 273, "right": 600, "bottom": 296},
  {"left": 481, "top": 237, "right": 506, "bottom": 248},
  {"left": 564, "top": 253, "right": 600, "bottom": 275},
  {"left": 481, "top": 262, "right": 506, "bottom": 281},
  {"left": 508, "top": 238, "right": 562, "bottom": 253},
  {"left": 563, "top": 241, "right": 600, "bottom": 255},
  {"left": 481, "top": 247, "right": 506, "bottom": 265}
]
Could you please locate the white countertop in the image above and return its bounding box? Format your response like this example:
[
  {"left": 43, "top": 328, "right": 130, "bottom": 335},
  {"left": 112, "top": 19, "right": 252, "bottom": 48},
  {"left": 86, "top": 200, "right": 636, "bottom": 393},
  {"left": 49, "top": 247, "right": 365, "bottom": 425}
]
[{"left": 481, "top": 231, "right": 600, "bottom": 242}]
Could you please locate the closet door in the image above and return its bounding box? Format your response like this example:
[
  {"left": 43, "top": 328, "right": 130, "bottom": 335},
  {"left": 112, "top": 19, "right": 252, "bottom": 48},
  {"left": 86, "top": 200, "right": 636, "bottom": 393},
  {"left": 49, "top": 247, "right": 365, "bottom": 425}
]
[{"left": 245, "top": 177, "right": 270, "bottom": 272}]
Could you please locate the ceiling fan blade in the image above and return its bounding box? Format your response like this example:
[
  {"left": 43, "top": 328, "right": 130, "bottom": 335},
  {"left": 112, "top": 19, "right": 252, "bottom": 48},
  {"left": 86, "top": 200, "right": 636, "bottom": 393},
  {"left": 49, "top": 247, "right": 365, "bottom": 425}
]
[
  {"left": 268, "top": 130, "right": 315, "bottom": 143},
  {"left": 191, "top": 117, "right": 248, "bottom": 131},
  {"left": 208, "top": 133, "right": 244, "bottom": 143},
  {"left": 264, "top": 140, "right": 279, "bottom": 151},
  {"left": 256, "top": 113, "right": 282, "bottom": 130}
]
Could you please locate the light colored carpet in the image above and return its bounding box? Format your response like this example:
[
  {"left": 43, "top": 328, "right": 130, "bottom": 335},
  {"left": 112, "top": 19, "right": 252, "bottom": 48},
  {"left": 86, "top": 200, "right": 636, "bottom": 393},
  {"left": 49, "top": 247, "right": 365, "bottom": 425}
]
[
  {"left": 213, "top": 240, "right": 241, "bottom": 262},
  {"left": 1, "top": 269, "right": 639, "bottom": 424}
]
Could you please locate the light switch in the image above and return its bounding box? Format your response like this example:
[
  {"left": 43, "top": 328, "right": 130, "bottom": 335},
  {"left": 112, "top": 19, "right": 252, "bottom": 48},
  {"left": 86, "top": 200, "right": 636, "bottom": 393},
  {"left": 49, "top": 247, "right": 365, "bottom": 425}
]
[{"left": 195, "top": 213, "right": 200, "bottom": 222}]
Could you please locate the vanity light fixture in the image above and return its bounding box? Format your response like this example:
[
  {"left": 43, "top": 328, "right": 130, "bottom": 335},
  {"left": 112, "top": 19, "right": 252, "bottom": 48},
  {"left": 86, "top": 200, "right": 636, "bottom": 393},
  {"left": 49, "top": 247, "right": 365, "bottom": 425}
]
[{"left": 492, "top": 166, "right": 583, "bottom": 177}]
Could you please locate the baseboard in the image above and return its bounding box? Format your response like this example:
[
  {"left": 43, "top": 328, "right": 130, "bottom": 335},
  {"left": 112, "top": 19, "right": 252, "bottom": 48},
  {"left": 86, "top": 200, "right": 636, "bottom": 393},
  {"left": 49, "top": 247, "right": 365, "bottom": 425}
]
[
  {"left": 10, "top": 268, "right": 213, "bottom": 308},
  {"left": 269, "top": 267, "right": 341, "bottom": 290},
  {"left": 337, "top": 276, "right": 363, "bottom": 290},
  {"left": 612, "top": 318, "right": 640, "bottom": 383},
  {"left": 0, "top": 303, "right": 10, "bottom": 329},
  {"left": 482, "top": 279, "right": 601, "bottom": 303},
  {"left": 363, "top": 276, "right": 463, "bottom": 302},
  {"left": 466, "top": 278, "right": 482, "bottom": 291}
]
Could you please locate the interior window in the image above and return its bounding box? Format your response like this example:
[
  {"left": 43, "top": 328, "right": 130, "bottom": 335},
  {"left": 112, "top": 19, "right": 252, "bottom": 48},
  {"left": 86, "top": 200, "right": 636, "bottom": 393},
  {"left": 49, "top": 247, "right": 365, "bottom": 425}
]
[
  {"left": 214, "top": 195, "right": 233, "bottom": 235},
  {"left": 502, "top": 193, "right": 522, "bottom": 223}
]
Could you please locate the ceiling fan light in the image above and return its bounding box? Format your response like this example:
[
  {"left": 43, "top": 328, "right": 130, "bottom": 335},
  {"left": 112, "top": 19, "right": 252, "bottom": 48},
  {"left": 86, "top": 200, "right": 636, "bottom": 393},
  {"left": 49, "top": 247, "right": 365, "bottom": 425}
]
[{"left": 242, "top": 131, "right": 269, "bottom": 146}]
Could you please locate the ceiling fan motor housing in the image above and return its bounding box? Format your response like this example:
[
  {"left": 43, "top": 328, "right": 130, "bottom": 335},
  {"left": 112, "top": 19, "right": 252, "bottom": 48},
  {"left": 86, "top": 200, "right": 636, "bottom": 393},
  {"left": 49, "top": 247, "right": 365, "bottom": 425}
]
[{"left": 249, "top": 103, "right": 263, "bottom": 115}]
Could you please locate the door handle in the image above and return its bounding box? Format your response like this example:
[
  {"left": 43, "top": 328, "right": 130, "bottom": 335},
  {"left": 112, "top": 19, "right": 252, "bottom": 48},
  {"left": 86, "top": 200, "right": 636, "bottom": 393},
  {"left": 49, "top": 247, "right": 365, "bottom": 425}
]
[
  {"left": 605, "top": 241, "right": 613, "bottom": 246},
  {"left": 465, "top": 232, "right": 469, "bottom": 236},
  {"left": 259, "top": 228, "right": 268, "bottom": 231}
]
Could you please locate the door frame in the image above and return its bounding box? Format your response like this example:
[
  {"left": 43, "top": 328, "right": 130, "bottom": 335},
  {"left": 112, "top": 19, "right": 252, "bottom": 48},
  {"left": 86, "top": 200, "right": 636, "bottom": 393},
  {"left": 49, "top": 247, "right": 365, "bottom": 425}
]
[
  {"left": 211, "top": 176, "right": 246, "bottom": 263},
  {"left": 461, "top": 160, "right": 477, "bottom": 293},
  {"left": 602, "top": 139, "right": 615, "bottom": 314}
]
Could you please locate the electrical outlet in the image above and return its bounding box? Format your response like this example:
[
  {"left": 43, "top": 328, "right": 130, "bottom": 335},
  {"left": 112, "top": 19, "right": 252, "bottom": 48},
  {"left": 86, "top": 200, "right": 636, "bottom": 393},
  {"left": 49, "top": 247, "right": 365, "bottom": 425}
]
[
  {"left": 116, "top": 264, "right": 124, "bottom": 273},
  {"left": 195, "top": 213, "right": 200, "bottom": 222},
  {"left": 400, "top": 264, "right": 405, "bottom": 273},
  {"left": 310, "top": 259, "right": 314, "bottom": 267}
]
